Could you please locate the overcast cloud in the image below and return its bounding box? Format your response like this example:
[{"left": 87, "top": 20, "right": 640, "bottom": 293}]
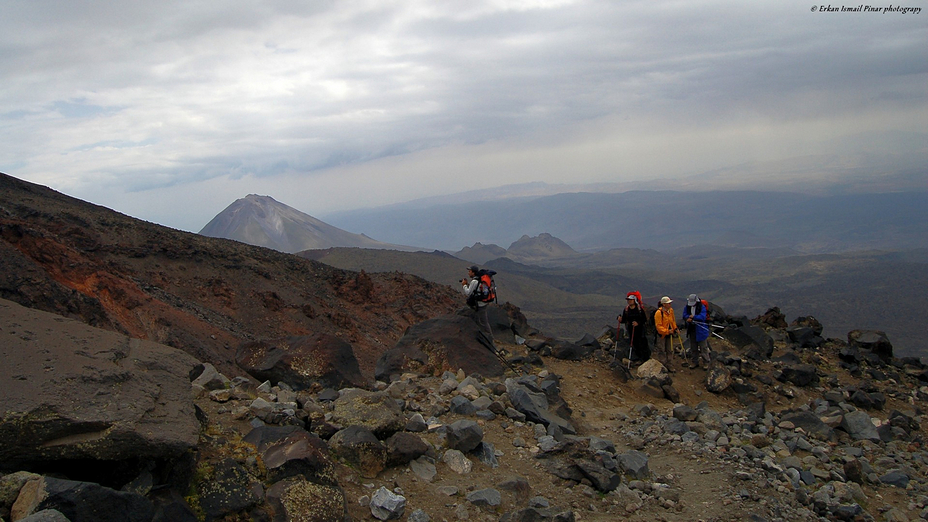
[{"left": 1, "top": 0, "right": 925, "bottom": 232}]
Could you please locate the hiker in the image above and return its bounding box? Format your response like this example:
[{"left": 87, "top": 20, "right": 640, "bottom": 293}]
[
  {"left": 461, "top": 265, "right": 494, "bottom": 346},
  {"left": 654, "top": 296, "right": 678, "bottom": 371},
  {"left": 682, "top": 293, "right": 710, "bottom": 368},
  {"left": 618, "top": 292, "right": 650, "bottom": 362}
]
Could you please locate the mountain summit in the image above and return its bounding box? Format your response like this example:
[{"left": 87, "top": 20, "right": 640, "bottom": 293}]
[{"left": 200, "top": 194, "right": 411, "bottom": 253}]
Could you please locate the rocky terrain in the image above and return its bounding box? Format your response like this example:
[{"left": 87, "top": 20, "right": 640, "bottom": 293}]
[
  {"left": 0, "top": 173, "right": 459, "bottom": 378},
  {"left": 2, "top": 172, "right": 928, "bottom": 522}
]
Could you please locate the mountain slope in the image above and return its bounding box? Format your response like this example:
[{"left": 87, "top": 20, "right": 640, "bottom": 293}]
[
  {"left": 0, "top": 173, "right": 458, "bottom": 378},
  {"left": 200, "top": 194, "right": 417, "bottom": 253}
]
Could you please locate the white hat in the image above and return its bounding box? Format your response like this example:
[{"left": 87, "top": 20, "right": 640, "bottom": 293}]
[
  {"left": 687, "top": 294, "right": 698, "bottom": 306},
  {"left": 660, "top": 296, "right": 672, "bottom": 304}
]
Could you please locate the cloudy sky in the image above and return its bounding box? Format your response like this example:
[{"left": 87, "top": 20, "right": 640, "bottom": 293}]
[{"left": 1, "top": 1, "right": 925, "bottom": 232}]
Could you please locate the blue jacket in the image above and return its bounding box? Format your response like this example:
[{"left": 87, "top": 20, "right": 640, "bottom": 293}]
[{"left": 683, "top": 301, "right": 710, "bottom": 342}]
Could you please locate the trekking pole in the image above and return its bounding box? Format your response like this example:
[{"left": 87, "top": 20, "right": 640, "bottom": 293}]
[
  {"left": 626, "top": 324, "right": 636, "bottom": 370},
  {"left": 673, "top": 330, "right": 686, "bottom": 359},
  {"left": 612, "top": 316, "right": 621, "bottom": 364},
  {"left": 695, "top": 321, "right": 724, "bottom": 339},
  {"left": 476, "top": 331, "right": 519, "bottom": 374},
  {"left": 693, "top": 321, "right": 725, "bottom": 339}
]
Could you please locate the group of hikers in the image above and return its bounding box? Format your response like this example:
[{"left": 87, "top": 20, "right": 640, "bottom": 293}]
[
  {"left": 460, "top": 264, "right": 713, "bottom": 373},
  {"left": 619, "top": 291, "right": 711, "bottom": 372}
]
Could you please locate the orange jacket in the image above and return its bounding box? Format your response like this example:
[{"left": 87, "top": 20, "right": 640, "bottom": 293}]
[{"left": 654, "top": 307, "right": 678, "bottom": 337}]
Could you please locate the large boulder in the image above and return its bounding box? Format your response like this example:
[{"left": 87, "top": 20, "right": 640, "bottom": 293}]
[
  {"left": 328, "top": 426, "right": 387, "bottom": 479},
  {"left": 848, "top": 330, "right": 893, "bottom": 362},
  {"left": 779, "top": 411, "right": 836, "bottom": 442},
  {"left": 266, "top": 476, "right": 347, "bottom": 522},
  {"left": 722, "top": 325, "right": 774, "bottom": 359},
  {"left": 549, "top": 339, "right": 595, "bottom": 361},
  {"left": 194, "top": 458, "right": 263, "bottom": 521},
  {"left": 11, "top": 476, "right": 153, "bottom": 522},
  {"left": 505, "top": 379, "right": 576, "bottom": 435},
  {"left": 0, "top": 298, "right": 200, "bottom": 468},
  {"left": 236, "top": 333, "right": 366, "bottom": 391},
  {"left": 375, "top": 314, "right": 504, "bottom": 381},
  {"left": 330, "top": 389, "right": 405, "bottom": 437},
  {"left": 244, "top": 426, "right": 337, "bottom": 486}
]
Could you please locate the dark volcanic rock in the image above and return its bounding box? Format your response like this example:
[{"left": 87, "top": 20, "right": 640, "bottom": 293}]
[
  {"left": 445, "top": 420, "right": 485, "bottom": 452},
  {"left": 722, "top": 326, "right": 775, "bottom": 359},
  {"left": 236, "top": 333, "right": 366, "bottom": 391},
  {"left": 330, "top": 389, "right": 405, "bottom": 437},
  {"left": 13, "top": 476, "right": 154, "bottom": 522},
  {"left": 779, "top": 364, "right": 819, "bottom": 387},
  {"left": 375, "top": 314, "right": 505, "bottom": 381},
  {"left": 328, "top": 426, "right": 387, "bottom": 479},
  {"left": 780, "top": 411, "right": 836, "bottom": 442},
  {"left": 549, "top": 339, "right": 595, "bottom": 361},
  {"left": 753, "top": 307, "right": 788, "bottom": 329},
  {"left": 0, "top": 299, "right": 200, "bottom": 469},
  {"left": 848, "top": 330, "right": 894, "bottom": 362},
  {"left": 265, "top": 476, "right": 347, "bottom": 522},
  {"left": 196, "top": 459, "right": 262, "bottom": 521},
  {"left": 506, "top": 379, "right": 576, "bottom": 435},
  {"left": 247, "top": 427, "right": 337, "bottom": 486}
]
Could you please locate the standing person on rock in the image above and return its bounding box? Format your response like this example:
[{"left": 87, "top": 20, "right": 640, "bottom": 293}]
[
  {"left": 683, "top": 293, "right": 710, "bottom": 368},
  {"left": 654, "top": 296, "right": 679, "bottom": 372},
  {"left": 461, "top": 265, "right": 495, "bottom": 347},
  {"left": 618, "top": 292, "right": 650, "bottom": 363}
]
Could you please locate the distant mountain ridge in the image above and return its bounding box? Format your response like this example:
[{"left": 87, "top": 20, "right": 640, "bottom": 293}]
[
  {"left": 455, "top": 233, "right": 579, "bottom": 264},
  {"left": 199, "top": 194, "right": 417, "bottom": 253},
  {"left": 322, "top": 190, "right": 928, "bottom": 253}
]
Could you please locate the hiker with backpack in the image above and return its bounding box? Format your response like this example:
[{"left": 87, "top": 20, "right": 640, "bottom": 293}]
[
  {"left": 653, "top": 296, "right": 679, "bottom": 372},
  {"left": 618, "top": 291, "right": 650, "bottom": 363},
  {"left": 683, "top": 293, "right": 711, "bottom": 369},
  {"left": 461, "top": 265, "right": 496, "bottom": 346}
]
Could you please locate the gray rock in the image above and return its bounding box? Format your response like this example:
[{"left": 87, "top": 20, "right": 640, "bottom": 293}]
[
  {"left": 410, "top": 456, "right": 437, "bottom": 482},
  {"left": 442, "top": 449, "right": 473, "bottom": 474},
  {"left": 0, "top": 300, "right": 200, "bottom": 467},
  {"left": 506, "top": 379, "right": 576, "bottom": 435},
  {"left": 880, "top": 470, "right": 910, "bottom": 488},
  {"left": 575, "top": 460, "right": 621, "bottom": 492},
  {"left": 466, "top": 488, "right": 502, "bottom": 507},
  {"left": 617, "top": 450, "right": 650, "bottom": 480},
  {"left": 840, "top": 411, "right": 880, "bottom": 442},
  {"left": 370, "top": 486, "right": 406, "bottom": 520},
  {"left": 446, "top": 419, "right": 484, "bottom": 452},
  {"left": 473, "top": 441, "right": 500, "bottom": 468},
  {"left": 450, "top": 395, "right": 477, "bottom": 415},
  {"left": 588, "top": 436, "right": 616, "bottom": 453},
  {"left": 407, "top": 508, "right": 431, "bottom": 522},
  {"left": 672, "top": 405, "right": 698, "bottom": 422}
]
